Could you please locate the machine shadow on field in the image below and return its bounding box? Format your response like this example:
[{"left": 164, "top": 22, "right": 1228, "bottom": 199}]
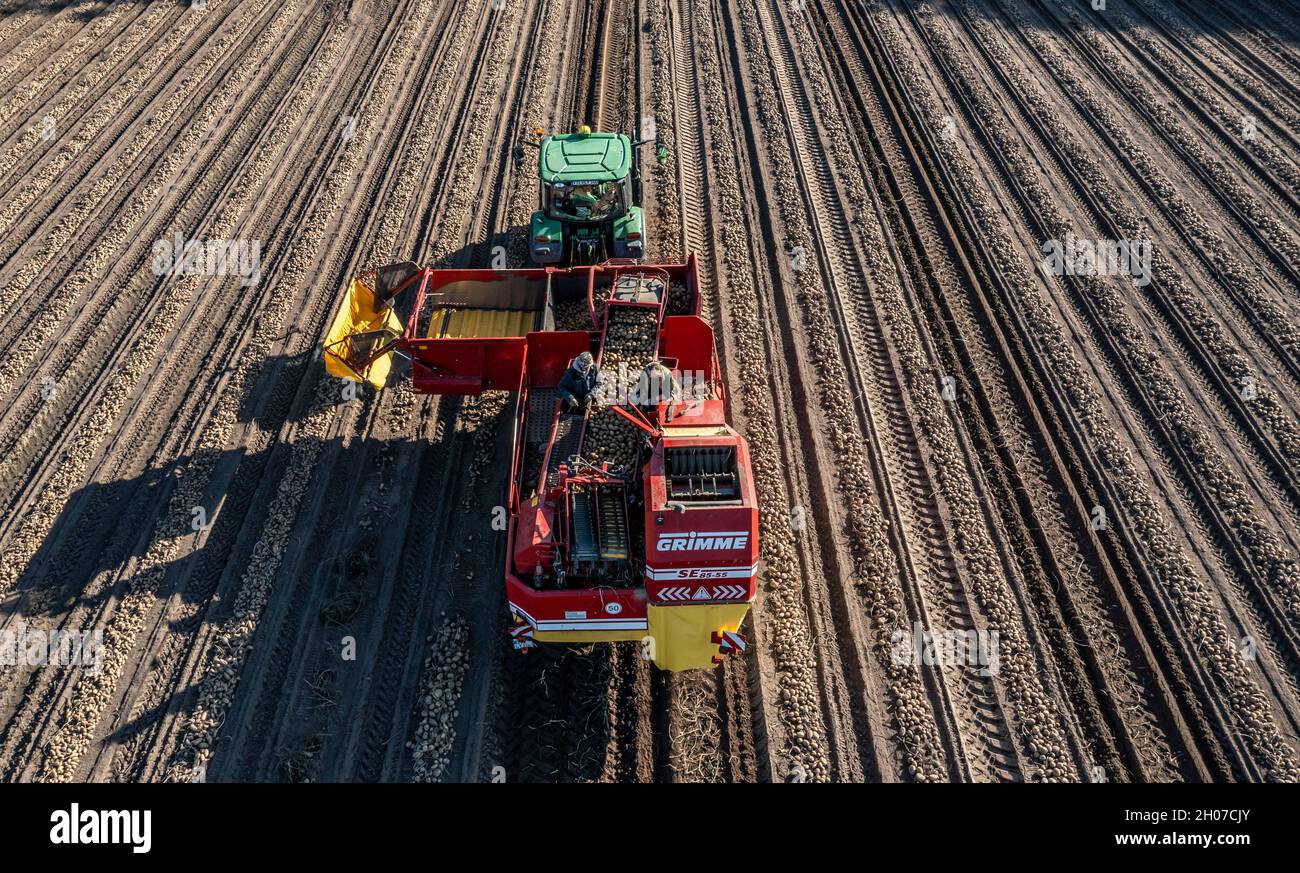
[
  {"left": 895, "top": 0, "right": 1300, "bottom": 45},
  {"left": 0, "top": 407, "right": 555, "bottom": 781},
  {"left": 0, "top": 430, "right": 453, "bottom": 780},
  {"left": 236, "top": 233, "right": 527, "bottom": 428},
  {"left": 1, "top": 455, "right": 198, "bottom": 622},
  {"left": 0, "top": 240, "right": 631, "bottom": 779}
]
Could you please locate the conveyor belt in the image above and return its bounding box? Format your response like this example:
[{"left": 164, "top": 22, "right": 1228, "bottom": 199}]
[
  {"left": 426, "top": 307, "right": 537, "bottom": 338},
  {"left": 546, "top": 413, "right": 583, "bottom": 487}
]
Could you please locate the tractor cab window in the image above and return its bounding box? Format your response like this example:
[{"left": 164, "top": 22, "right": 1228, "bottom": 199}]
[{"left": 546, "top": 181, "right": 625, "bottom": 222}]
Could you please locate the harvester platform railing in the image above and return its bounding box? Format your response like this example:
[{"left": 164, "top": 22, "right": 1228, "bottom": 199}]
[{"left": 588, "top": 261, "right": 671, "bottom": 329}]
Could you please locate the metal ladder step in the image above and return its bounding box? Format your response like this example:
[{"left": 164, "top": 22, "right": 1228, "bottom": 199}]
[{"left": 527, "top": 389, "right": 558, "bottom": 443}]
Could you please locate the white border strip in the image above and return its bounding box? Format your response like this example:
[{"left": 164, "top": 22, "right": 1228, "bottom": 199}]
[
  {"left": 510, "top": 602, "right": 648, "bottom": 633},
  {"left": 535, "top": 620, "right": 649, "bottom": 632},
  {"left": 644, "top": 563, "right": 759, "bottom": 581}
]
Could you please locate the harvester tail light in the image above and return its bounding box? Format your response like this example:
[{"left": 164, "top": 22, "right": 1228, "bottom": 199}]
[
  {"left": 510, "top": 618, "right": 536, "bottom": 651},
  {"left": 712, "top": 630, "right": 747, "bottom": 657},
  {"left": 535, "top": 235, "right": 550, "bottom": 243},
  {"left": 625, "top": 231, "right": 641, "bottom": 240}
]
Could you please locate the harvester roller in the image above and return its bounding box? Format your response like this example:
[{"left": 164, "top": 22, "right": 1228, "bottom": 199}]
[
  {"left": 571, "top": 492, "right": 599, "bottom": 564},
  {"left": 598, "top": 490, "right": 629, "bottom": 561}
]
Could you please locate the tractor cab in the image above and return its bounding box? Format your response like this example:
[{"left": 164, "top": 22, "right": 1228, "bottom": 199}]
[
  {"left": 543, "top": 179, "right": 627, "bottom": 223},
  {"left": 531, "top": 128, "right": 646, "bottom": 266}
]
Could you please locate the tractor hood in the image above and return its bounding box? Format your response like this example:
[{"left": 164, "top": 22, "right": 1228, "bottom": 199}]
[{"left": 538, "top": 132, "right": 632, "bottom": 184}]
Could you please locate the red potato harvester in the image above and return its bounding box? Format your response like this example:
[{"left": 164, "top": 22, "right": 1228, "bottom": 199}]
[{"left": 323, "top": 255, "right": 757, "bottom": 670}]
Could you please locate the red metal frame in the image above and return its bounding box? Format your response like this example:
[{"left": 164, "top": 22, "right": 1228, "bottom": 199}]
[{"left": 360, "top": 255, "right": 754, "bottom": 640}]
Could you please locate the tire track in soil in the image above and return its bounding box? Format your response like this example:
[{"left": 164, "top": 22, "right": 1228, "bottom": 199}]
[
  {"left": 0, "top": 0, "right": 146, "bottom": 140},
  {"left": 867, "top": 1, "right": 1298, "bottom": 781},
  {"left": 692, "top": 0, "right": 929, "bottom": 782},
  {"left": 106, "top": 1, "right": 467, "bottom": 783},
  {"left": 150, "top": 0, "right": 527, "bottom": 779},
  {"left": 107, "top": 0, "right": 466, "bottom": 781},
  {"left": 95, "top": 4, "right": 434, "bottom": 785},
  {"left": 776, "top": 0, "right": 1043, "bottom": 782},
  {"left": 0, "top": 1, "right": 346, "bottom": 763},
  {"left": 963, "top": 0, "right": 1300, "bottom": 724},
  {"left": 0, "top": 0, "right": 242, "bottom": 260},
  {"left": 942, "top": 0, "right": 1300, "bottom": 746},
  {"left": 836, "top": 0, "right": 1188, "bottom": 782},
  {"left": 785, "top": 0, "right": 1096, "bottom": 782},
  {"left": 0, "top": 4, "right": 341, "bottom": 774},
  {"left": 0, "top": 1, "right": 289, "bottom": 514},
  {"left": 7, "top": 1, "right": 351, "bottom": 783},
  {"left": 0, "top": 0, "right": 102, "bottom": 95}
]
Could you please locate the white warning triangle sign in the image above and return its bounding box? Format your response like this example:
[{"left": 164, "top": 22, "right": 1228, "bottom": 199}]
[{"left": 692, "top": 586, "right": 711, "bottom": 601}]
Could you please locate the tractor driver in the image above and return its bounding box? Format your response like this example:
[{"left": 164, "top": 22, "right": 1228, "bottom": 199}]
[
  {"left": 569, "top": 185, "right": 599, "bottom": 215},
  {"left": 568, "top": 183, "right": 617, "bottom": 218},
  {"left": 558, "top": 351, "right": 603, "bottom": 411}
]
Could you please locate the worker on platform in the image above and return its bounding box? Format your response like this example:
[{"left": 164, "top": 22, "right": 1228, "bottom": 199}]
[
  {"left": 558, "top": 351, "right": 602, "bottom": 411},
  {"left": 639, "top": 360, "right": 680, "bottom": 407}
]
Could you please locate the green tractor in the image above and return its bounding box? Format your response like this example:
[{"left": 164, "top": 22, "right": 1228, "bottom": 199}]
[{"left": 529, "top": 126, "right": 649, "bottom": 266}]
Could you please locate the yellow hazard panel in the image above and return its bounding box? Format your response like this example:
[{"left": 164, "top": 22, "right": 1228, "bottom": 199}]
[
  {"left": 324, "top": 277, "right": 404, "bottom": 389},
  {"left": 647, "top": 603, "right": 750, "bottom": 671}
]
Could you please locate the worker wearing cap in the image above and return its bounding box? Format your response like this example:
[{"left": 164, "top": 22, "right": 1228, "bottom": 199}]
[{"left": 558, "top": 351, "right": 602, "bottom": 410}]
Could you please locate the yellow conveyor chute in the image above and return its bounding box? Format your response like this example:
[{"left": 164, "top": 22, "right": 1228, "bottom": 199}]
[
  {"left": 324, "top": 276, "right": 404, "bottom": 389},
  {"left": 647, "top": 602, "right": 750, "bottom": 671},
  {"left": 528, "top": 602, "right": 751, "bottom": 670}
]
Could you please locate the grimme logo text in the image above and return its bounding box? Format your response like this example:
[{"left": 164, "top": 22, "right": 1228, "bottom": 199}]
[
  {"left": 656, "top": 531, "right": 750, "bottom": 552},
  {"left": 49, "top": 804, "right": 151, "bottom": 854}
]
